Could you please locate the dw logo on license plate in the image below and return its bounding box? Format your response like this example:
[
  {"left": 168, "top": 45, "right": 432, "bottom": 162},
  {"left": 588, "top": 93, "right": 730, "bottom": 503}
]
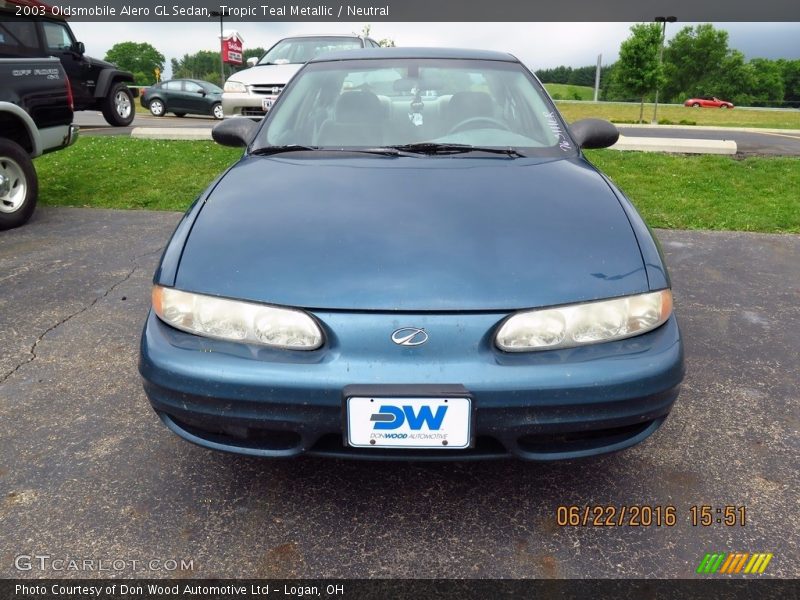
[{"left": 346, "top": 397, "right": 472, "bottom": 449}]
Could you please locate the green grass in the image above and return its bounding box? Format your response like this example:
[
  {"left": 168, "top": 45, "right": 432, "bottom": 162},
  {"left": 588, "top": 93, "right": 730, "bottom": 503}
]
[
  {"left": 544, "top": 83, "right": 595, "bottom": 101},
  {"left": 557, "top": 102, "right": 800, "bottom": 130},
  {"left": 585, "top": 150, "right": 800, "bottom": 232},
  {"left": 36, "top": 137, "right": 241, "bottom": 211},
  {"left": 35, "top": 137, "right": 800, "bottom": 232}
]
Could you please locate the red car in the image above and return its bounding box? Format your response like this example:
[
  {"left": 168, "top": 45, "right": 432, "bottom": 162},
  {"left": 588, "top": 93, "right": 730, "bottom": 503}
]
[{"left": 684, "top": 96, "right": 734, "bottom": 109}]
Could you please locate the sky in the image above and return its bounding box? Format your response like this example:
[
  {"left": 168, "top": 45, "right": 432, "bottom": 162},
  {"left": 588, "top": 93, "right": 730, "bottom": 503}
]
[{"left": 69, "top": 21, "right": 800, "bottom": 78}]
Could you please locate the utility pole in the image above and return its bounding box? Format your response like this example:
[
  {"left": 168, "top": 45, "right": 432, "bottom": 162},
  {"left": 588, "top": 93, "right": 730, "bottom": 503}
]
[
  {"left": 593, "top": 53, "right": 602, "bottom": 102},
  {"left": 210, "top": 10, "right": 225, "bottom": 86},
  {"left": 652, "top": 16, "right": 676, "bottom": 124}
]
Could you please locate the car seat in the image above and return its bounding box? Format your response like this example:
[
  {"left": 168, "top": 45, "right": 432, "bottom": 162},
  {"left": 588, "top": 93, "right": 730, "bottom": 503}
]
[
  {"left": 317, "top": 91, "right": 386, "bottom": 146},
  {"left": 445, "top": 91, "right": 495, "bottom": 131}
]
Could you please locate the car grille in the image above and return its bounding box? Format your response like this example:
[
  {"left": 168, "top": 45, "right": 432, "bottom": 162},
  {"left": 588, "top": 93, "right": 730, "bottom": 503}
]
[
  {"left": 249, "top": 84, "right": 285, "bottom": 96},
  {"left": 241, "top": 108, "right": 267, "bottom": 117},
  {"left": 162, "top": 412, "right": 663, "bottom": 460},
  {"left": 309, "top": 433, "right": 509, "bottom": 459},
  {"left": 516, "top": 420, "right": 655, "bottom": 454}
]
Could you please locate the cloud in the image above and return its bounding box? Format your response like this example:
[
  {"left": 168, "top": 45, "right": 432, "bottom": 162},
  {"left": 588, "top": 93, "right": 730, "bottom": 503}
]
[{"left": 68, "top": 21, "right": 800, "bottom": 78}]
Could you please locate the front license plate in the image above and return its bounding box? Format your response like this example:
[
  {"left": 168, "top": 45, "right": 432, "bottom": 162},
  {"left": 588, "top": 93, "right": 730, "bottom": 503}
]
[
  {"left": 261, "top": 96, "right": 277, "bottom": 111},
  {"left": 346, "top": 396, "right": 472, "bottom": 449}
]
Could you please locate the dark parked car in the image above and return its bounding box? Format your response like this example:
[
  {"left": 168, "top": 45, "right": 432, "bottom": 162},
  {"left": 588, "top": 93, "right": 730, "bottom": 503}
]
[
  {"left": 140, "top": 48, "right": 684, "bottom": 461},
  {"left": 142, "top": 79, "right": 224, "bottom": 119},
  {"left": 684, "top": 96, "right": 734, "bottom": 109}
]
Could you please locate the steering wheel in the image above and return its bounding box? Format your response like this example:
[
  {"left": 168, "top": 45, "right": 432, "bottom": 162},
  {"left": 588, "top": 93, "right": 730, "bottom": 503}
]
[{"left": 448, "top": 116, "right": 510, "bottom": 134}]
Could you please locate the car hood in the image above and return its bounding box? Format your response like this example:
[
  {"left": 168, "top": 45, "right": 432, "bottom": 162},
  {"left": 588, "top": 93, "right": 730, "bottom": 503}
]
[
  {"left": 175, "top": 156, "right": 649, "bottom": 311},
  {"left": 227, "top": 63, "right": 303, "bottom": 86},
  {"left": 87, "top": 56, "right": 118, "bottom": 70}
]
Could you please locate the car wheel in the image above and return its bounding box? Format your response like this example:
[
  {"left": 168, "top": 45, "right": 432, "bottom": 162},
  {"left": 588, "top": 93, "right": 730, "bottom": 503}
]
[
  {"left": 212, "top": 103, "right": 224, "bottom": 120},
  {"left": 0, "top": 139, "right": 38, "bottom": 230},
  {"left": 102, "top": 82, "right": 135, "bottom": 126},
  {"left": 149, "top": 99, "right": 165, "bottom": 117},
  {"left": 174, "top": 112, "right": 186, "bottom": 118},
  {"left": 720, "top": 105, "right": 729, "bottom": 109},
  {"left": 692, "top": 103, "right": 701, "bottom": 107}
]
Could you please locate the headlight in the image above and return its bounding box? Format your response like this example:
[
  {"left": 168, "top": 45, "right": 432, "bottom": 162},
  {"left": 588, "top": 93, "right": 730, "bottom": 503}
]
[
  {"left": 152, "top": 286, "right": 323, "bottom": 350},
  {"left": 495, "top": 290, "right": 672, "bottom": 352},
  {"left": 223, "top": 81, "right": 247, "bottom": 93}
]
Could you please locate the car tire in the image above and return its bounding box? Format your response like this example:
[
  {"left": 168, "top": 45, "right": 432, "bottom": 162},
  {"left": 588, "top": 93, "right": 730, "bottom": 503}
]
[
  {"left": 0, "top": 139, "right": 38, "bottom": 231},
  {"left": 149, "top": 98, "right": 165, "bottom": 117},
  {"left": 212, "top": 103, "right": 224, "bottom": 120},
  {"left": 720, "top": 105, "right": 729, "bottom": 109},
  {"left": 102, "top": 82, "right": 135, "bottom": 126},
  {"left": 174, "top": 112, "right": 186, "bottom": 118},
  {"left": 692, "top": 103, "right": 700, "bottom": 107}
]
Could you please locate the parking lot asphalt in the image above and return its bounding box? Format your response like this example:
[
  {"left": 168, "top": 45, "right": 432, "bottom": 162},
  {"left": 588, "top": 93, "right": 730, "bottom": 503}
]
[{"left": 1, "top": 207, "right": 798, "bottom": 579}]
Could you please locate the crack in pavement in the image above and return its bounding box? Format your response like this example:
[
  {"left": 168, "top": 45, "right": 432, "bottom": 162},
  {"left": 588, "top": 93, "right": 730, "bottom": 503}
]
[
  {"left": 0, "top": 263, "right": 142, "bottom": 386},
  {"left": 131, "top": 247, "right": 165, "bottom": 262}
]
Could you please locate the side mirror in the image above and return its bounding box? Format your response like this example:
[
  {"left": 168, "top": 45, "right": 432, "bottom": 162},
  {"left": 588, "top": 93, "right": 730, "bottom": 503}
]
[
  {"left": 569, "top": 118, "right": 619, "bottom": 149},
  {"left": 72, "top": 41, "right": 85, "bottom": 55},
  {"left": 212, "top": 118, "right": 257, "bottom": 147},
  {"left": 197, "top": 89, "right": 206, "bottom": 95},
  {"left": 246, "top": 57, "right": 259, "bottom": 67}
]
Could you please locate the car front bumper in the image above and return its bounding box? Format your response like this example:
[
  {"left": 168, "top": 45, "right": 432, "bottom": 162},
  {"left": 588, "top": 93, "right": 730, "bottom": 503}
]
[
  {"left": 139, "top": 309, "right": 684, "bottom": 461},
  {"left": 221, "top": 92, "right": 269, "bottom": 118},
  {"left": 38, "top": 124, "right": 79, "bottom": 156}
]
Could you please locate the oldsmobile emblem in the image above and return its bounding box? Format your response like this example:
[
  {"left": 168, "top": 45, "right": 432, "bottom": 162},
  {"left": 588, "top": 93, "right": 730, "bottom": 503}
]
[{"left": 391, "top": 328, "right": 429, "bottom": 347}]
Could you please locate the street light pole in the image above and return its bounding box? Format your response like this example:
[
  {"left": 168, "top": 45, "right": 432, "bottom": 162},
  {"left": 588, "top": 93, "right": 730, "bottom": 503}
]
[
  {"left": 652, "top": 16, "right": 676, "bottom": 124},
  {"left": 210, "top": 10, "right": 225, "bottom": 86}
]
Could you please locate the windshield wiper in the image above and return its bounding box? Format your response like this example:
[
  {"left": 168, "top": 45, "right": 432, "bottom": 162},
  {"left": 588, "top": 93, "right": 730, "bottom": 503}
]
[
  {"left": 390, "top": 143, "right": 526, "bottom": 157},
  {"left": 251, "top": 145, "right": 402, "bottom": 157},
  {"left": 251, "top": 145, "right": 319, "bottom": 155}
]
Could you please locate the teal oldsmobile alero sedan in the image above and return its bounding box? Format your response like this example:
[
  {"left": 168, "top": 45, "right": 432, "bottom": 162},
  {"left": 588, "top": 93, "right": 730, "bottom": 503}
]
[{"left": 139, "top": 48, "right": 684, "bottom": 460}]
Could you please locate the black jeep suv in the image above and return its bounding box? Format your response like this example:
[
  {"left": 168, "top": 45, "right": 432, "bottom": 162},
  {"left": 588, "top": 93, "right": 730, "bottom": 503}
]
[{"left": 0, "top": 1, "right": 138, "bottom": 126}]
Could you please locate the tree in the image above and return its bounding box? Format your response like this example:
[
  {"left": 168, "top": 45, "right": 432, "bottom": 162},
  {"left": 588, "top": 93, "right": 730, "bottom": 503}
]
[
  {"left": 536, "top": 65, "right": 571, "bottom": 84},
  {"left": 536, "top": 64, "right": 612, "bottom": 96},
  {"left": 600, "top": 64, "right": 615, "bottom": 100},
  {"left": 171, "top": 47, "right": 267, "bottom": 86},
  {"left": 242, "top": 47, "right": 265, "bottom": 63},
  {"left": 662, "top": 25, "right": 794, "bottom": 107},
  {"left": 172, "top": 50, "right": 224, "bottom": 85},
  {"left": 662, "top": 24, "right": 730, "bottom": 103},
  {"left": 705, "top": 50, "right": 758, "bottom": 105},
  {"left": 777, "top": 59, "right": 800, "bottom": 106},
  {"left": 610, "top": 23, "right": 664, "bottom": 122},
  {"left": 569, "top": 65, "right": 598, "bottom": 87},
  {"left": 745, "top": 58, "right": 785, "bottom": 106},
  {"left": 105, "top": 42, "right": 165, "bottom": 85},
  {"left": 360, "top": 24, "right": 396, "bottom": 47}
]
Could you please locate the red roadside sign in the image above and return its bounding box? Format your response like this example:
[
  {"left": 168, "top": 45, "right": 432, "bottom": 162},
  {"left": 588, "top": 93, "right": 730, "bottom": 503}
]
[{"left": 221, "top": 32, "right": 243, "bottom": 65}]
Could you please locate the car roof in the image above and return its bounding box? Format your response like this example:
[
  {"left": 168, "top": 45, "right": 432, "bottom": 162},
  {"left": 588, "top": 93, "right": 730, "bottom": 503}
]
[
  {"left": 278, "top": 33, "right": 363, "bottom": 41},
  {"left": 309, "top": 47, "right": 518, "bottom": 63},
  {"left": 161, "top": 79, "right": 216, "bottom": 85}
]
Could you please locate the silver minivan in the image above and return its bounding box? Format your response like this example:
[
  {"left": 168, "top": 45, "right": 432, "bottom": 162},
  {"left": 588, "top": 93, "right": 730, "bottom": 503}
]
[{"left": 222, "top": 34, "right": 381, "bottom": 117}]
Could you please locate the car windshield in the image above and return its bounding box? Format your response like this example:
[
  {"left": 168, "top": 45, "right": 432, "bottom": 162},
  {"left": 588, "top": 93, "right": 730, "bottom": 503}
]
[
  {"left": 255, "top": 58, "right": 575, "bottom": 156},
  {"left": 204, "top": 83, "right": 223, "bottom": 93},
  {"left": 258, "top": 37, "right": 362, "bottom": 65}
]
